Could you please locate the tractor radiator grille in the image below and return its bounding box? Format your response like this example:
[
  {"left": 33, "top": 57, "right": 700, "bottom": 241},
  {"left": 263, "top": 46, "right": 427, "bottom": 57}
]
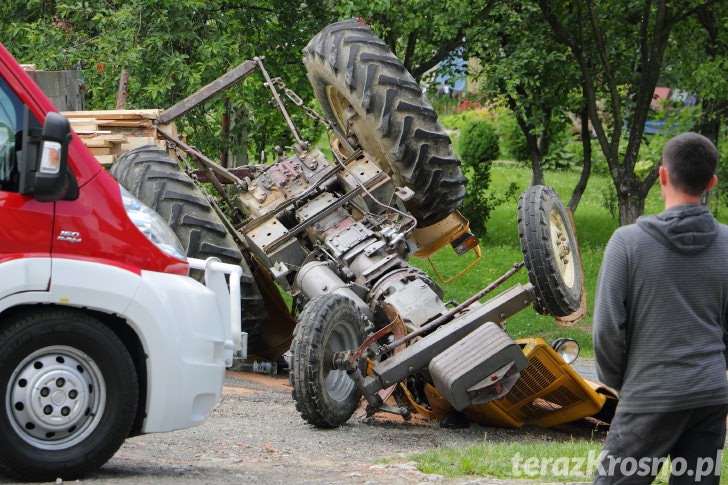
[{"left": 506, "top": 357, "right": 555, "bottom": 404}]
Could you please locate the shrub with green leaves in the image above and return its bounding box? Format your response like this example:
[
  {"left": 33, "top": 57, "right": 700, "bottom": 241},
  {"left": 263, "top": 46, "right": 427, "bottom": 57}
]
[
  {"left": 495, "top": 112, "right": 529, "bottom": 162},
  {"left": 457, "top": 119, "right": 500, "bottom": 236}
]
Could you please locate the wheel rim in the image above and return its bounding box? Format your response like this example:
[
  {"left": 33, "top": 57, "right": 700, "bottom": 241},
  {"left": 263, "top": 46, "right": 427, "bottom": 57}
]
[
  {"left": 322, "top": 321, "right": 359, "bottom": 402},
  {"left": 549, "top": 208, "right": 575, "bottom": 288},
  {"left": 7, "top": 345, "right": 106, "bottom": 450},
  {"left": 325, "top": 85, "right": 391, "bottom": 173}
]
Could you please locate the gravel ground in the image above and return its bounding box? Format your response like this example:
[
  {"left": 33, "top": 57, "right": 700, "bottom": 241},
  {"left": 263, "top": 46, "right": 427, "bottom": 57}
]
[{"left": 1, "top": 359, "right": 606, "bottom": 485}]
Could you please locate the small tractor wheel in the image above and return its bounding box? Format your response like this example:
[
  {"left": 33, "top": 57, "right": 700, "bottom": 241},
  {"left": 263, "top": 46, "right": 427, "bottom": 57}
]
[
  {"left": 0, "top": 309, "right": 137, "bottom": 481},
  {"left": 518, "top": 185, "right": 583, "bottom": 317},
  {"left": 303, "top": 19, "right": 467, "bottom": 227},
  {"left": 110, "top": 145, "right": 268, "bottom": 336},
  {"left": 289, "top": 294, "right": 365, "bottom": 427}
]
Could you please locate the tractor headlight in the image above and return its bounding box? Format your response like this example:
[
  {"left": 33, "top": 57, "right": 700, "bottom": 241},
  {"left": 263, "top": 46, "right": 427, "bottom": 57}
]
[
  {"left": 551, "top": 338, "right": 580, "bottom": 365},
  {"left": 119, "top": 183, "right": 187, "bottom": 261}
]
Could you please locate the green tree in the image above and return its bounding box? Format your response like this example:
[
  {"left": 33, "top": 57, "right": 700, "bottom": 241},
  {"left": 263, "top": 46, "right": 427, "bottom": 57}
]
[
  {"left": 335, "top": 0, "right": 495, "bottom": 83},
  {"left": 663, "top": 3, "right": 728, "bottom": 209},
  {"left": 458, "top": 119, "right": 499, "bottom": 235},
  {"left": 1, "top": 0, "right": 337, "bottom": 162},
  {"left": 537, "top": 0, "right": 716, "bottom": 225},
  {"left": 471, "top": 2, "right": 590, "bottom": 211}
]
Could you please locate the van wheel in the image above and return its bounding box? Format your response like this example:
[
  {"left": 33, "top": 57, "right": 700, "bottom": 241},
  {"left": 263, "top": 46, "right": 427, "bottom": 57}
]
[
  {"left": 518, "top": 185, "right": 583, "bottom": 317},
  {"left": 111, "top": 145, "right": 269, "bottom": 336},
  {"left": 289, "top": 294, "right": 365, "bottom": 427},
  {"left": 304, "top": 19, "right": 467, "bottom": 227},
  {"left": 0, "top": 309, "right": 137, "bottom": 481}
]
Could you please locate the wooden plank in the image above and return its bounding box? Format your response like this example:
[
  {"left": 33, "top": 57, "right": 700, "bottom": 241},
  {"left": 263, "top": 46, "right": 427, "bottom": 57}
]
[
  {"left": 80, "top": 138, "right": 114, "bottom": 148},
  {"left": 96, "top": 120, "right": 152, "bottom": 127},
  {"left": 89, "top": 134, "right": 127, "bottom": 143},
  {"left": 69, "top": 122, "right": 100, "bottom": 133},
  {"left": 62, "top": 109, "right": 161, "bottom": 120},
  {"left": 95, "top": 155, "right": 116, "bottom": 166},
  {"left": 120, "top": 137, "right": 164, "bottom": 152},
  {"left": 89, "top": 147, "right": 113, "bottom": 155}
]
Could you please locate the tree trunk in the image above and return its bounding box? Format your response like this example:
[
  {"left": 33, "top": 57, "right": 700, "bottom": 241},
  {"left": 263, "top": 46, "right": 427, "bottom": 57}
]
[
  {"left": 567, "top": 104, "right": 592, "bottom": 212},
  {"left": 618, "top": 189, "right": 645, "bottom": 226},
  {"left": 513, "top": 110, "right": 546, "bottom": 186}
]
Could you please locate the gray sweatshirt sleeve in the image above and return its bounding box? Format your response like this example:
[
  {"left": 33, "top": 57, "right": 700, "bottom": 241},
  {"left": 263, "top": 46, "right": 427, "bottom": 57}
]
[{"left": 593, "top": 232, "right": 630, "bottom": 391}]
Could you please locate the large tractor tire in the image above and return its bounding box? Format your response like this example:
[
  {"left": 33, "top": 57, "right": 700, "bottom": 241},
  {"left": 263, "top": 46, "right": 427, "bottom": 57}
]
[
  {"left": 303, "top": 19, "right": 467, "bottom": 227},
  {"left": 289, "top": 294, "right": 365, "bottom": 427},
  {"left": 518, "top": 185, "right": 583, "bottom": 317},
  {"left": 0, "top": 309, "right": 137, "bottom": 481},
  {"left": 110, "top": 145, "right": 268, "bottom": 336}
]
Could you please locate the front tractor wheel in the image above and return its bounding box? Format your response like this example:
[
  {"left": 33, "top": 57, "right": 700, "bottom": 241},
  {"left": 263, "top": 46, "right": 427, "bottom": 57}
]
[
  {"left": 518, "top": 185, "right": 583, "bottom": 317},
  {"left": 289, "top": 294, "right": 366, "bottom": 428}
]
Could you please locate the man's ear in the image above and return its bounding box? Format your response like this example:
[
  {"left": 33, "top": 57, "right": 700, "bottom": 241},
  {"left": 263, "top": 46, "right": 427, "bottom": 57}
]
[
  {"left": 706, "top": 174, "right": 718, "bottom": 191},
  {"left": 659, "top": 165, "right": 668, "bottom": 186}
]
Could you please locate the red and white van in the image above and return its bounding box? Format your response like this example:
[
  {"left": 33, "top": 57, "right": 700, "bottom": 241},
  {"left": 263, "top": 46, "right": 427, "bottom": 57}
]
[{"left": 0, "top": 42, "right": 243, "bottom": 481}]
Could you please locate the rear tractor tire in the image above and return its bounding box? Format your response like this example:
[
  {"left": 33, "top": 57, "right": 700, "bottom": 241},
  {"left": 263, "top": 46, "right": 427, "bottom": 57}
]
[
  {"left": 518, "top": 185, "right": 583, "bottom": 317},
  {"left": 289, "top": 294, "right": 366, "bottom": 427},
  {"left": 303, "top": 19, "right": 467, "bottom": 227},
  {"left": 110, "top": 144, "right": 268, "bottom": 336}
]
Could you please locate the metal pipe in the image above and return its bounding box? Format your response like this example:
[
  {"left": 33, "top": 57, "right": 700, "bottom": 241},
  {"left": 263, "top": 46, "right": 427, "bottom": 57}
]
[{"left": 295, "top": 261, "right": 373, "bottom": 319}]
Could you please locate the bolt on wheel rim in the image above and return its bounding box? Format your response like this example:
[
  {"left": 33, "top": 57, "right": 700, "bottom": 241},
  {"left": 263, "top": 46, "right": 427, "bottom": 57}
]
[
  {"left": 549, "top": 208, "right": 575, "bottom": 288},
  {"left": 7, "top": 345, "right": 106, "bottom": 450},
  {"left": 323, "top": 323, "right": 358, "bottom": 402}
]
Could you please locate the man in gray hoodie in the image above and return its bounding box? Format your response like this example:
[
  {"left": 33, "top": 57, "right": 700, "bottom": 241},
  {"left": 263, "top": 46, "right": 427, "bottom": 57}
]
[{"left": 593, "top": 132, "right": 728, "bottom": 484}]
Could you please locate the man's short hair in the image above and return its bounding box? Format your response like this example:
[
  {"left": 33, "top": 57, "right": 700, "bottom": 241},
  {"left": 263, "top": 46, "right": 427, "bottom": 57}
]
[{"left": 662, "top": 132, "right": 719, "bottom": 196}]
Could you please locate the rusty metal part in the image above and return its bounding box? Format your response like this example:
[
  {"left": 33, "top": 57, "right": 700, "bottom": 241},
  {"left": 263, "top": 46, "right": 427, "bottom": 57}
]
[
  {"left": 156, "top": 126, "right": 247, "bottom": 188},
  {"left": 272, "top": 78, "right": 355, "bottom": 155},
  {"left": 380, "top": 262, "right": 525, "bottom": 354},
  {"left": 346, "top": 322, "right": 395, "bottom": 370},
  {"left": 275, "top": 78, "right": 332, "bottom": 131},
  {"left": 240, "top": 149, "right": 363, "bottom": 233},
  {"left": 189, "top": 166, "right": 253, "bottom": 184},
  {"left": 360, "top": 283, "right": 535, "bottom": 399},
  {"left": 254, "top": 57, "right": 305, "bottom": 149},
  {"left": 157, "top": 59, "right": 258, "bottom": 125}
]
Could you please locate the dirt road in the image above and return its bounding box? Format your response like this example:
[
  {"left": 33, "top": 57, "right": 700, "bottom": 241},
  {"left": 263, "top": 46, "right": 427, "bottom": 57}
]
[{"left": 2, "top": 363, "right": 605, "bottom": 484}]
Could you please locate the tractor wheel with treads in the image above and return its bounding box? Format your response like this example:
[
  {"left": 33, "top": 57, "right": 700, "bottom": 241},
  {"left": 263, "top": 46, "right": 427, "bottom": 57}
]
[
  {"left": 289, "top": 294, "right": 365, "bottom": 428},
  {"left": 110, "top": 145, "right": 268, "bottom": 336},
  {"left": 518, "top": 185, "right": 583, "bottom": 317},
  {"left": 303, "top": 19, "right": 467, "bottom": 227}
]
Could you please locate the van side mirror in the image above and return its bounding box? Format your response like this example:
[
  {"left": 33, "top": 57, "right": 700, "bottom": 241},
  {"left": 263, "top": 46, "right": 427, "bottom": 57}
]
[{"left": 18, "top": 110, "right": 77, "bottom": 201}]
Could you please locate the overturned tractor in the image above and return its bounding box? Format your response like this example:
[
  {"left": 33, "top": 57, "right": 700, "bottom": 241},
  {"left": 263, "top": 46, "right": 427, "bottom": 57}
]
[{"left": 71, "top": 19, "right": 615, "bottom": 428}]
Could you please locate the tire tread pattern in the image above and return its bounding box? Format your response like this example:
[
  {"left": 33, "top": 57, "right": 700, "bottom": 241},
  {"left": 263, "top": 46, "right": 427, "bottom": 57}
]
[
  {"left": 289, "top": 294, "right": 364, "bottom": 428},
  {"left": 304, "top": 19, "right": 466, "bottom": 226},
  {"left": 110, "top": 145, "right": 268, "bottom": 334},
  {"left": 517, "top": 185, "right": 582, "bottom": 317}
]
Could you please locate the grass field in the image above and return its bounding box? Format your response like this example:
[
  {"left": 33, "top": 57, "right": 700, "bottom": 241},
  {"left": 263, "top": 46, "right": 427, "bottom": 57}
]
[{"left": 409, "top": 161, "right": 728, "bottom": 357}]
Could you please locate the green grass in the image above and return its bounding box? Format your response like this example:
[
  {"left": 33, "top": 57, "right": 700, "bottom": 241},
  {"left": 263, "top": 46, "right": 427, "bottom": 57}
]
[
  {"left": 409, "top": 440, "right": 728, "bottom": 482},
  {"left": 312, "top": 133, "right": 728, "bottom": 356},
  {"left": 409, "top": 161, "right": 728, "bottom": 357}
]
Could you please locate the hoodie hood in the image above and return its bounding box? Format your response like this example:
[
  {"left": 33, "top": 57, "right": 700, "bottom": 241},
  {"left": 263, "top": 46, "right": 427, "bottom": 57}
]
[{"left": 637, "top": 204, "right": 718, "bottom": 255}]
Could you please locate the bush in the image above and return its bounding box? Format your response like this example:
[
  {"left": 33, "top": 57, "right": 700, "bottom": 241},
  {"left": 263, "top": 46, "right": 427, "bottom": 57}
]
[
  {"left": 457, "top": 120, "right": 500, "bottom": 236},
  {"left": 459, "top": 119, "right": 500, "bottom": 165},
  {"left": 495, "top": 112, "right": 530, "bottom": 162}
]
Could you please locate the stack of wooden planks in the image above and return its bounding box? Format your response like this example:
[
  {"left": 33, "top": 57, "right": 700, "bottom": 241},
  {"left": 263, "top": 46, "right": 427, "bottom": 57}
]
[{"left": 61, "top": 109, "right": 180, "bottom": 166}]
